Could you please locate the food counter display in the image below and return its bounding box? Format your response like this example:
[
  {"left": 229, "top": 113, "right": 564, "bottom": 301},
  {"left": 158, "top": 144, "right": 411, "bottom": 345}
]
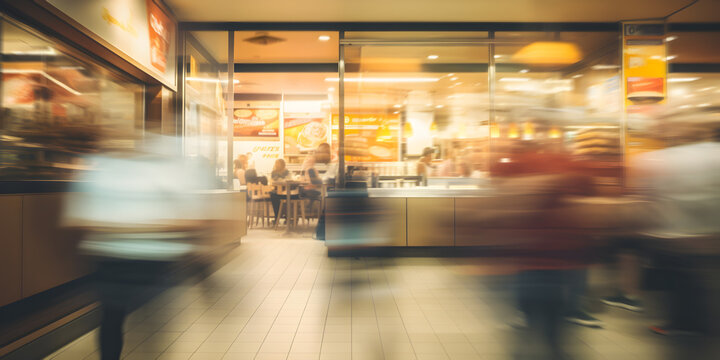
[{"left": 325, "top": 186, "right": 640, "bottom": 249}]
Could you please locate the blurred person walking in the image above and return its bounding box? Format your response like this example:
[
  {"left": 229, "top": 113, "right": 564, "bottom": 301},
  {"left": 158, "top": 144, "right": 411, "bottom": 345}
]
[
  {"left": 63, "top": 135, "right": 218, "bottom": 360},
  {"left": 628, "top": 123, "right": 720, "bottom": 336}
]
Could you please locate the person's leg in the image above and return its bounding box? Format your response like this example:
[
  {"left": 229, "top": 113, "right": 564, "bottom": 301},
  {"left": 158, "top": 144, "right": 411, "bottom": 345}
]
[
  {"left": 99, "top": 305, "right": 125, "bottom": 360},
  {"left": 96, "top": 261, "right": 130, "bottom": 360},
  {"left": 603, "top": 239, "right": 644, "bottom": 312},
  {"left": 566, "top": 268, "right": 587, "bottom": 314},
  {"left": 667, "top": 256, "right": 708, "bottom": 333},
  {"left": 270, "top": 192, "right": 281, "bottom": 219}
]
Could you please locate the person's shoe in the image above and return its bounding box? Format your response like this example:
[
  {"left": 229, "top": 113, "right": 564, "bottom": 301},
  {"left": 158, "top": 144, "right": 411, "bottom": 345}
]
[
  {"left": 508, "top": 314, "right": 528, "bottom": 329},
  {"left": 565, "top": 311, "right": 603, "bottom": 328},
  {"left": 602, "top": 295, "right": 643, "bottom": 312},
  {"left": 649, "top": 325, "right": 702, "bottom": 336}
]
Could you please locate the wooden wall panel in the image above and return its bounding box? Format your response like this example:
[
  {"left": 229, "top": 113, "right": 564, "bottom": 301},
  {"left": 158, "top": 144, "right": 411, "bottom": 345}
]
[
  {"left": 0, "top": 196, "right": 23, "bottom": 307},
  {"left": 22, "top": 194, "right": 89, "bottom": 298}
]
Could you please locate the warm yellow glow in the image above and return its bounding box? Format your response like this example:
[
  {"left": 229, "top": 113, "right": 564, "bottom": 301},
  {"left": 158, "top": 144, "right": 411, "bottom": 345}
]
[
  {"left": 512, "top": 42, "right": 582, "bottom": 65},
  {"left": 490, "top": 123, "right": 500, "bottom": 138},
  {"left": 430, "top": 121, "right": 438, "bottom": 133},
  {"left": 549, "top": 127, "right": 562, "bottom": 139},
  {"left": 377, "top": 124, "right": 392, "bottom": 141},
  {"left": 403, "top": 122, "right": 413, "bottom": 138},
  {"left": 523, "top": 122, "right": 534, "bottom": 139},
  {"left": 508, "top": 123, "right": 519, "bottom": 139}
]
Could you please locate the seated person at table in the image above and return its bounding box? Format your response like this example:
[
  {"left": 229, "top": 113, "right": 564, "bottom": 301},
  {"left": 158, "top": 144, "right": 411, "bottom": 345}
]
[
  {"left": 301, "top": 155, "right": 322, "bottom": 201},
  {"left": 234, "top": 156, "right": 247, "bottom": 186},
  {"left": 269, "top": 159, "right": 293, "bottom": 218},
  {"left": 314, "top": 143, "right": 337, "bottom": 185},
  {"left": 245, "top": 168, "right": 268, "bottom": 185}
]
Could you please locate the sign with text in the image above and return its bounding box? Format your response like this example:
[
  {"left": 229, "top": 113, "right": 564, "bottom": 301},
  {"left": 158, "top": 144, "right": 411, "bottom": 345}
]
[
  {"left": 232, "top": 108, "right": 280, "bottom": 137},
  {"left": 47, "top": 0, "right": 177, "bottom": 88},
  {"left": 332, "top": 114, "right": 399, "bottom": 162},
  {"left": 234, "top": 141, "right": 282, "bottom": 174},
  {"left": 284, "top": 113, "right": 330, "bottom": 155},
  {"left": 623, "top": 22, "right": 667, "bottom": 107}
]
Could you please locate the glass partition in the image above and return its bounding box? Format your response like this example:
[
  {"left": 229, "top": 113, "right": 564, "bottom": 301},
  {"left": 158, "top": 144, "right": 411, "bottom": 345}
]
[
  {"left": 0, "top": 15, "right": 144, "bottom": 181},
  {"left": 183, "top": 31, "right": 229, "bottom": 187},
  {"left": 492, "top": 31, "right": 622, "bottom": 190},
  {"left": 342, "top": 34, "right": 490, "bottom": 184}
]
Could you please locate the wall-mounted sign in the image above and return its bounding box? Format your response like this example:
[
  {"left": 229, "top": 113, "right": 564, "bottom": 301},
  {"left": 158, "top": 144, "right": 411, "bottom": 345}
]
[
  {"left": 623, "top": 22, "right": 667, "bottom": 107},
  {"left": 284, "top": 113, "right": 330, "bottom": 156},
  {"left": 233, "top": 108, "right": 280, "bottom": 137},
  {"left": 623, "top": 22, "right": 667, "bottom": 161},
  {"left": 234, "top": 141, "right": 282, "bottom": 174},
  {"left": 46, "top": 0, "right": 177, "bottom": 89},
  {"left": 332, "top": 114, "right": 399, "bottom": 162}
]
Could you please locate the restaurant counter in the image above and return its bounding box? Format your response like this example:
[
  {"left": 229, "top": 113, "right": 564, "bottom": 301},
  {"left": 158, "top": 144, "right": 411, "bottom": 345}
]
[{"left": 327, "top": 186, "right": 646, "bottom": 249}]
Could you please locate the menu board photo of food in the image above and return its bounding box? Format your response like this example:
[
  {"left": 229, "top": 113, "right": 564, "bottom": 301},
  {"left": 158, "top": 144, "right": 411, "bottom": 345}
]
[
  {"left": 331, "top": 114, "right": 399, "bottom": 162},
  {"left": 233, "top": 108, "right": 280, "bottom": 137},
  {"left": 284, "top": 113, "right": 330, "bottom": 155}
]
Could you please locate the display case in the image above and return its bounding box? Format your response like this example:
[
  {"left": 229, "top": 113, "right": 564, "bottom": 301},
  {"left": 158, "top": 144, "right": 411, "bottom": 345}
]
[{"left": 1, "top": 15, "right": 144, "bottom": 181}]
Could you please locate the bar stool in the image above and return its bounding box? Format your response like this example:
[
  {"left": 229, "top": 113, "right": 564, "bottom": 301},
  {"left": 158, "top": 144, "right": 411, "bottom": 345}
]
[{"left": 247, "top": 183, "right": 270, "bottom": 228}]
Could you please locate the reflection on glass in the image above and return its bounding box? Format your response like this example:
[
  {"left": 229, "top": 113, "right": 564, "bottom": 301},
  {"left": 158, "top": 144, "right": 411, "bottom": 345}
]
[
  {"left": 343, "top": 37, "right": 490, "bottom": 185},
  {"left": 184, "top": 31, "right": 229, "bottom": 187},
  {"left": 0, "top": 17, "right": 143, "bottom": 180}
]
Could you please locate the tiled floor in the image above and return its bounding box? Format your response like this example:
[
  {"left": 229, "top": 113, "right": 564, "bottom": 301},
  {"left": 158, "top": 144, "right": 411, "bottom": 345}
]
[{"left": 45, "top": 229, "right": 719, "bottom": 360}]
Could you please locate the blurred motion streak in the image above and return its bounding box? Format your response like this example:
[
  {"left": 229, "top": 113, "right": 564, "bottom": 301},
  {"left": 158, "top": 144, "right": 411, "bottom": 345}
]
[{"left": 62, "top": 134, "right": 234, "bottom": 360}]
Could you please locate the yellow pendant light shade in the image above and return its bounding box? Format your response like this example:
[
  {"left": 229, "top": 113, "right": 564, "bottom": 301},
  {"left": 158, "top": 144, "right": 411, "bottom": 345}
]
[
  {"left": 523, "top": 122, "right": 534, "bottom": 139},
  {"left": 512, "top": 42, "right": 582, "bottom": 65},
  {"left": 403, "top": 121, "right": 413, "bottom": 138},
  {"left": 490, "top": 123, "right": 500, "bottom": 138},
  {"left": 549, "top": 126, "right": 562, "bottom": 139},
  {"left": 508, "top": 123, "right": 519, "bottom": 139}
]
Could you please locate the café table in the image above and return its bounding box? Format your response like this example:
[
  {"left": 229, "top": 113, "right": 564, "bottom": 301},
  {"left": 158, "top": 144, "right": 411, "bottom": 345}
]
[{"left": 273, "top": 180, "right": 306, "bottom": 232}]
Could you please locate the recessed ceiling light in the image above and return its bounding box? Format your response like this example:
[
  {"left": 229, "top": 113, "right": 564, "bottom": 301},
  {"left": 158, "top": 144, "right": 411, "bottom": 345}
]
[
  {"left": 572, "top": 74, "right": 583, "bottom": 79},
  {"left": 666, "top": 36, "right": 678, "bottom": 42},
  {"left": 325, "top": 77, "right": 438, "bottom": 83},
  {"left": 393, "top": 104, "right": 402, "bottom": 108},
  {"left": 318, "top": 35, "right": 331, "bottom": 41},
  {"left": 668, "top": 77, "right": 700, "bottom": 83},
  {"left": 393, "top": 111, "right": 400, "bottom": 114},
  {"left": 499, "top": 77, "right": 531, "bottom": 82},
  {"left": 494, "top": 55, "right": 503, "bottom": 59},
  {"left": 436, "top": 105, "right": 444, "bottom": 108},
  {"left": 450, "top": 77, "right": 459, "bottom": 81},
  {"left": 591, "top": 64, "right": 620, "bottom": 70},
  {"left": 427, "top": 55, "right": 439, "bottom": 60},
  {"left": 447, "top": 73, "right": 455, "bottom": 77},
  {"left": 698, "top": 103, "right": 711, "bottom": 107},
  {"left": 666, "top": 55, "right": 678, "bottom": 61},
  {"left": 519, "top": 69, "right": 529, "bottom": 73}
]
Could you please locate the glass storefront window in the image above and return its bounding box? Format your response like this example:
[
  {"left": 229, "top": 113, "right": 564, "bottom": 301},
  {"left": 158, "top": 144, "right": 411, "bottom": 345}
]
[
  {"left": 183, "top": 31, "right": 229, "bottom": 187},
  {"left": 342, "top": 34, "right": 490, "bottom": 181},
  {"left": 492, "top": 31, "right": 622, "bottom": 188},
  {"left": 0, "top": 15, "right": 144, "bottom": 181}
]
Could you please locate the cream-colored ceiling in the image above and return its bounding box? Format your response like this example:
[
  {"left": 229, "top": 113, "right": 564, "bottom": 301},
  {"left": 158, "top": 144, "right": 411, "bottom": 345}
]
[{"left": 166, "top": 0, "right": 720, "bottom": 22}]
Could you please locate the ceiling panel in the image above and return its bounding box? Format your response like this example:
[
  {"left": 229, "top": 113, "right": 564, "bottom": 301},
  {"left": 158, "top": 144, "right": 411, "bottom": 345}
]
[{"left": 166, "top": 0, "right": 720, "bottom": 23}]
